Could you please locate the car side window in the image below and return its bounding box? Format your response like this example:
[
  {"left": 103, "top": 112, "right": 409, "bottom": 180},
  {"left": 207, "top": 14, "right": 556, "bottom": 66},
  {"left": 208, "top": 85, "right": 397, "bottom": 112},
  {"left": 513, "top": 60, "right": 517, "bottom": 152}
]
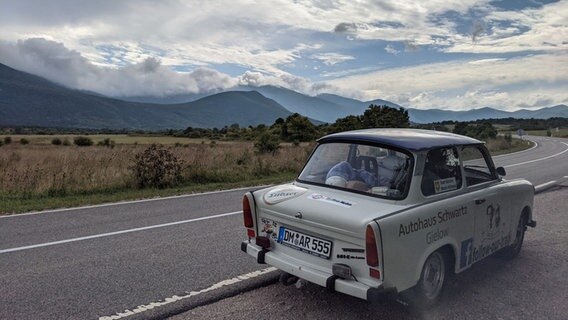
[
  {"left": 421, "top": 147, "right": 462, "bottom": 196},
  {"left": 461, "top": 145, "right": 498, "bottom": 186}
]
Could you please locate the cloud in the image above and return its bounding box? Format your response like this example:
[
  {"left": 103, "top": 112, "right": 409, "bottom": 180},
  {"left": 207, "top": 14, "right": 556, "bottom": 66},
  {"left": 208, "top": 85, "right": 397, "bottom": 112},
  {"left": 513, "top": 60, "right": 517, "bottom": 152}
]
[
  {"left": 404, "top": 41, "right": 420, "bottom": 52},
  {"left": 0, "top": 1, "right": 566, "bottom": 111},
  {"left": 0, "top": 38, "right": 349, "bottom": 98},
  {"left": 334, "top": 22, "right": 358, "bottom": 33},
  {"left": 328, "top": 53, "right": 568, "bottom": 110},
  {"left": 471, "top": 20, "right": 486, "bottom": 43},
  {"left": 447, "top": 1, "right": 568, "bottom": 53},
  {"left": 0, "top": 38, "right": 237, "bottom": 97},
  {"left": 311, "top": 52, "right": 355, "bottom": 65},
  {"left": 384, "top": 44, "right": 400, "bottom": 55}
]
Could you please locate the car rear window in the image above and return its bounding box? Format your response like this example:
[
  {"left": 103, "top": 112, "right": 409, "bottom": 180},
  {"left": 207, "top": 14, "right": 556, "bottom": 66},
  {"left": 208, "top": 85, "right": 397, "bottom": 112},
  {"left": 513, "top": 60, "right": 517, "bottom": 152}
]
[{"left": 298, "top": 142, "right": 412, "bottom": 199}]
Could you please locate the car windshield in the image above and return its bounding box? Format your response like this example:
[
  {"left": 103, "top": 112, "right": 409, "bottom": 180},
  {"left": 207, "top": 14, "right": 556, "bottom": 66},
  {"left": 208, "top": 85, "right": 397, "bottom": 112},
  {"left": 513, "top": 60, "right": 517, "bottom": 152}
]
[{"left": 298, "top": 142, "right": 412, "bottom": 199}]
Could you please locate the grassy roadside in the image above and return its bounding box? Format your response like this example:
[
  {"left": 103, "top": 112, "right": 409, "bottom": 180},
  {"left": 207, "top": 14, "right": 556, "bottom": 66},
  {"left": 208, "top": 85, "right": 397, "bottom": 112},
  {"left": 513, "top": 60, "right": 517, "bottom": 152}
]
[
  {"left": 525, "top": 129, "right": 568, "bottom": 138},
  {"left": 488, "top": 138, "right": 534, "bottom": 156},
  {"left": 0, "top": 172, "right": 296, "bottom": 215}
]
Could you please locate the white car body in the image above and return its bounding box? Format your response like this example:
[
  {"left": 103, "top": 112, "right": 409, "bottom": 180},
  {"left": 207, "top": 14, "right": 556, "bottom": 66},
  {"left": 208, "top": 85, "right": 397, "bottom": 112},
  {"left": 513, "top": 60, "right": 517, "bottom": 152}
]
[{"left": 241, "top": 129, "right": 535, "bottom": 302}]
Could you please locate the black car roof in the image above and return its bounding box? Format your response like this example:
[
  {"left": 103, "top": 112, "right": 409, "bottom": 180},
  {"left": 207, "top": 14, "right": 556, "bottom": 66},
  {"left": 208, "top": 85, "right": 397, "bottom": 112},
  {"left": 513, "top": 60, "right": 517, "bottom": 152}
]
[{"left": 318, "top": 128, "right": 482, "bottom": 151}]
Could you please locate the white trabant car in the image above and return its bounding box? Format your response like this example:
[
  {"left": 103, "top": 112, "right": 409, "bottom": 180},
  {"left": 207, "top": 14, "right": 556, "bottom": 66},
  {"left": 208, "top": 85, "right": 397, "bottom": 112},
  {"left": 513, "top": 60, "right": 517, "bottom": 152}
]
[{"left": 241, "top": 129, "right": 536, "bottom": 307}]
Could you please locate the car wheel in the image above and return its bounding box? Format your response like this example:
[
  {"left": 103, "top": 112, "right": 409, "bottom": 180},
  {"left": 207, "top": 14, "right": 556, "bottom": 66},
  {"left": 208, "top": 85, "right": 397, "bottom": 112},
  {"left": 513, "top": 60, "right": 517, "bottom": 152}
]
[
  {"left": 499, "top": 213, "right": 527, "bottom": 260},
  {"left": 402, "top": 250, "right": 448, "bottom": 309}
]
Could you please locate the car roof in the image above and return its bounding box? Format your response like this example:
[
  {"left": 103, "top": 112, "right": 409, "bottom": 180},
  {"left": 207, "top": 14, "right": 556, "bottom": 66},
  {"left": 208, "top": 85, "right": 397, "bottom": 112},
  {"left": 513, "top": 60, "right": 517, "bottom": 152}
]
[{"left": 318, "top": 128, "right": 483, "bottom": 151}]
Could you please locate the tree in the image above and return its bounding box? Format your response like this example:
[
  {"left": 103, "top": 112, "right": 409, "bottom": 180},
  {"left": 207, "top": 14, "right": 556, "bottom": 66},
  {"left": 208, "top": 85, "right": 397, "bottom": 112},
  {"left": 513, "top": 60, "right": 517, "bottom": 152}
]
[
  {"left": 285, "top": 113, "right": 318, "bottom": 142},
  {"left": 332, "top": 115, "right": 362, "bottom": 132},
  {"left": 452, "top": 122, "right": 497, "bottom": 140},
  {"left": 361, "top": 105, "right": 410, "bottom": 128}
]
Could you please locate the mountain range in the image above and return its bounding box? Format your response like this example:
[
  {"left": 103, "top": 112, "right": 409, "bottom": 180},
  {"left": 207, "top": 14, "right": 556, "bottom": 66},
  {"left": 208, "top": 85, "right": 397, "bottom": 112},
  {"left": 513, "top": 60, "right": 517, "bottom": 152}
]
[{"left": 0, "top": 62, "right": 566, "bottom": 130}]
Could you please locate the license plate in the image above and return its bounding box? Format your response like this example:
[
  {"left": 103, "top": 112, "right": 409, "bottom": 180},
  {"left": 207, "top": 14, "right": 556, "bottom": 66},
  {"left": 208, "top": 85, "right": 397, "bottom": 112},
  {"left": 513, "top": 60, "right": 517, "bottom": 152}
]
[{"left": 277, "top": 227, "right": 332, "bottom": 259}]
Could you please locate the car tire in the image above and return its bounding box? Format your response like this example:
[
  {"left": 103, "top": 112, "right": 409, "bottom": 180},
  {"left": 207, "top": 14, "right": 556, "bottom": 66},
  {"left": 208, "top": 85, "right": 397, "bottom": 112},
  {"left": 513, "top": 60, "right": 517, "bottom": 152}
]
[
  {"left": 401, "top": 250, "right": 448, "bottom": 309},
  {"left": 498, "top": 212, "right": 528, "bottom": 260}
]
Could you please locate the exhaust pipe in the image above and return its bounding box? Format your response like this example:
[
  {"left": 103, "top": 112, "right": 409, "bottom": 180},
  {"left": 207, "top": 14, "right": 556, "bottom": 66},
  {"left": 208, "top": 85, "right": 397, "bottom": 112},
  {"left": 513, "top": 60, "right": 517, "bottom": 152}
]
[{"left": 279, "top": 272, "right": 299, "bottom": 286}]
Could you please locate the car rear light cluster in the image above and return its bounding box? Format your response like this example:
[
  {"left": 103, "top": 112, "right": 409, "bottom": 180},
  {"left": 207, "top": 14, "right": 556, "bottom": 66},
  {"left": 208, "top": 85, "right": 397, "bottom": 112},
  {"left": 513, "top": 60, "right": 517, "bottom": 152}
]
[
  {"left": 366, "top": 224, "right": 381, "bottom": 279},
  {"left": 243, "top": 195, "right": 255, "bottom": 238}
]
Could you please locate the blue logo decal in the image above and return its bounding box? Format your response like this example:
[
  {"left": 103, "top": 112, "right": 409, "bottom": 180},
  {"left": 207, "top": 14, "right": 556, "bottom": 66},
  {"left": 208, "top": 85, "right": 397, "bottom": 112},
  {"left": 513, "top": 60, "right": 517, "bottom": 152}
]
[{"left": 460, "top": 238, "right": 474, "bottom": 268}]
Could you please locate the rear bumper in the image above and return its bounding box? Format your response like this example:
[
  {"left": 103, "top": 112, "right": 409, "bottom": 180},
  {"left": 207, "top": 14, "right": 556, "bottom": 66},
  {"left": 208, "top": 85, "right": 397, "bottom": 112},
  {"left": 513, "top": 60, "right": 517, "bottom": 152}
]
[{"left": 241, "top": 241, "right": 396, "bottom": 301}]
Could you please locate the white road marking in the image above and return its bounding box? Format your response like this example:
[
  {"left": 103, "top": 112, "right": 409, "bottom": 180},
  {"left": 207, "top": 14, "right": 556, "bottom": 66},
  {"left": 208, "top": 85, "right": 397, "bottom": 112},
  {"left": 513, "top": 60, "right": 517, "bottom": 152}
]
[
  {"left": 504, "top": 142, "right": 568, "bottom": 168},
  {"left": 98, "top": 267, "right": 277, "bottom": 320},
  {"left": 0, "top": 211, "right": 242, "bottom": 254},
  {"left": 0, "top": 185, "right": 270, "bottom": 218}
]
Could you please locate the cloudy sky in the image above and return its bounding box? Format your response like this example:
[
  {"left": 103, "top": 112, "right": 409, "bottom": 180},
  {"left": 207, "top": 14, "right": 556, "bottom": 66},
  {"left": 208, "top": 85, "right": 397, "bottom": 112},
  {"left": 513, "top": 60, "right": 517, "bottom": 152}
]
[{"left": 1, "top": 0, "right": 567, "bottom": 110}]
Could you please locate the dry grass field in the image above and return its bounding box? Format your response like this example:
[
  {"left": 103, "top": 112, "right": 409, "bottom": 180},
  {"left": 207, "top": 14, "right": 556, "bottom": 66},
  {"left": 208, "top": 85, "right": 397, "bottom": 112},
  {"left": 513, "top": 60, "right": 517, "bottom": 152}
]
[{"left": 0, "top": 141, "right": 313, "bottom": 213}]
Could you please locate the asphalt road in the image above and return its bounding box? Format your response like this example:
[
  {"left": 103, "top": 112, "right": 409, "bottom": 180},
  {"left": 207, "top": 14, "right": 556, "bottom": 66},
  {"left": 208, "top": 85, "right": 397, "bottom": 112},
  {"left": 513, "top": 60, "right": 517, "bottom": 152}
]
[
  {"left": 173, "top": 188, "right": 568, "bottom": 320},
  {"left": 0, "top": 135, "right": 566, "bottom": 320}
]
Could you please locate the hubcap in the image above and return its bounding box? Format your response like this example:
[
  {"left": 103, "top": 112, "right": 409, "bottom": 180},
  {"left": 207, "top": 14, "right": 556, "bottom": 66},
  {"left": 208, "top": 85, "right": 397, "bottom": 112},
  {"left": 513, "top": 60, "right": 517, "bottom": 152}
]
[{"left": 422, "top": 252, "right": 445, "bottom": 299}]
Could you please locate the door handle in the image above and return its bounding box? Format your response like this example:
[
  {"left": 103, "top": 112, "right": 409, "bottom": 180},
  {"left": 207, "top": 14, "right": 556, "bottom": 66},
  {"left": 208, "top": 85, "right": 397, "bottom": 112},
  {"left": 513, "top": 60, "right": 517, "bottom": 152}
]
[{"left": 475, "top": 199, "right": 486, "bottom": 205}]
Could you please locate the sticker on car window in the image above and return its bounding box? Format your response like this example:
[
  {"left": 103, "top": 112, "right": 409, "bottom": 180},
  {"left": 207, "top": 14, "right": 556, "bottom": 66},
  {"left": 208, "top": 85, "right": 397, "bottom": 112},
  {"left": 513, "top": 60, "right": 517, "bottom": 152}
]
[{"left": 434, "top": 177, "right": 457, "bottom": 193}]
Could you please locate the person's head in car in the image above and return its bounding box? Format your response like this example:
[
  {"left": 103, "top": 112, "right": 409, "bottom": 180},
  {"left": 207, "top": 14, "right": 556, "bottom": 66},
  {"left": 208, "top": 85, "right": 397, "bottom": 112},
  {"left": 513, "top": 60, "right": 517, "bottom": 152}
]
[{"left": 425, "top": 148, "right": 451, "bottom": 179}]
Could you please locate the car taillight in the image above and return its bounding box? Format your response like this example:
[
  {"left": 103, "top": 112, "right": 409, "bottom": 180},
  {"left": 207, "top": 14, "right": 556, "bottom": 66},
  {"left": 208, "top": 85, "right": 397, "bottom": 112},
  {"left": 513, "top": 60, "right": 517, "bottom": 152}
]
[
  {"left": 243, "top": 195, "right": 254, "bottom": 228},
  {"left": 366, "top": 224, "right": 379, "bottom": 267}
]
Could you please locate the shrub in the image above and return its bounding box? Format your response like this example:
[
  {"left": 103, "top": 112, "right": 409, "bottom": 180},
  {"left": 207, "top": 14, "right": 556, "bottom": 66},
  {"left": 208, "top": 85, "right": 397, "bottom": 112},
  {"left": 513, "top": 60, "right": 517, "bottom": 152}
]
[
  {"left": 62, "top": 138, "right": 71, "bottom": 146},
  {"left": 0, "top": 140, "right": 3, "bottom": 147},
  {"left": 74, "top": 136, "right": 93, "bottom": 146},
  {"left": 255, "top": 132, "right": 280, "bottom": 155},
  {"left": 4, "top": 136, "right": 12, "bottom": 144},
  {"left": 132, "top": 144, "right": 182, "bottom": 188},
  {"left": 20, "top": 138, "right": 30, "bottom": 145},
  {"left": 97, "top": 138, "right": 115, "bottom": 148},
  {"left": 51, "top": 137, "right": 62, "bottom": 145}
]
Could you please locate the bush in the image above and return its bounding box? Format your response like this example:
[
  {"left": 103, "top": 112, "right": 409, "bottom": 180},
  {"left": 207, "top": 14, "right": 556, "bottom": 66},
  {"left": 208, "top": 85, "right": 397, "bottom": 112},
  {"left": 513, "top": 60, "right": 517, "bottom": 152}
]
[
  {"left": 132, "top": 144, "right": 183, "bottom": 188},
  {"left": 74, "top": 136, "right": 93, "bottom": 146},
  {"left": 62, "top": 138, "right": 71, "bottom": 146},
  {"left": 255, "top": 132, "right": 280, "bottom": 155},
  {"left": 51, "top": 137, "right": 62, "bottom": 145},
  {"left": 97, "top": 138, "right": 115, "bottom": 148},
  {"left": 4, "top": 136, "right": 12, "bottom": 144},
  {"left": 0, "top": 140, "right": 3, "bottom": 147},
  {"left": 20, "top": 138, "right": 30, "bottom": 145}
]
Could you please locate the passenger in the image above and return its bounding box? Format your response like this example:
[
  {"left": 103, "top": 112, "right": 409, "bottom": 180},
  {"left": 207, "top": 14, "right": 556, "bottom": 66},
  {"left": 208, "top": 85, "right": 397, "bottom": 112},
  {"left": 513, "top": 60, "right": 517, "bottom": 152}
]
[
  {"left": 325, "top": 161, "right": 376, "bottom": 191},
  {"left": 377, "top": 154, "right": 405, "bottom": 187}
]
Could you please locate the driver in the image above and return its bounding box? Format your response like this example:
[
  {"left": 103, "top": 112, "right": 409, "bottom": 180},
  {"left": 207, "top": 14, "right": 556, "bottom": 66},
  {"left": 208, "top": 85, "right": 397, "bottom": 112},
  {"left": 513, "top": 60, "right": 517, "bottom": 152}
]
[{"left": 421, "top": 148, "right": 452, "bottom": 196}]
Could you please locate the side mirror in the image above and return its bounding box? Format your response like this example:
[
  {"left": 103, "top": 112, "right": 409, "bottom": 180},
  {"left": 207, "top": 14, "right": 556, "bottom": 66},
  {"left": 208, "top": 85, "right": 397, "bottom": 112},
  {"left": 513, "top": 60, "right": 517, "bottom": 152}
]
[{"left": 496, "top": 167, "right": 506, "bottom": 176}]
